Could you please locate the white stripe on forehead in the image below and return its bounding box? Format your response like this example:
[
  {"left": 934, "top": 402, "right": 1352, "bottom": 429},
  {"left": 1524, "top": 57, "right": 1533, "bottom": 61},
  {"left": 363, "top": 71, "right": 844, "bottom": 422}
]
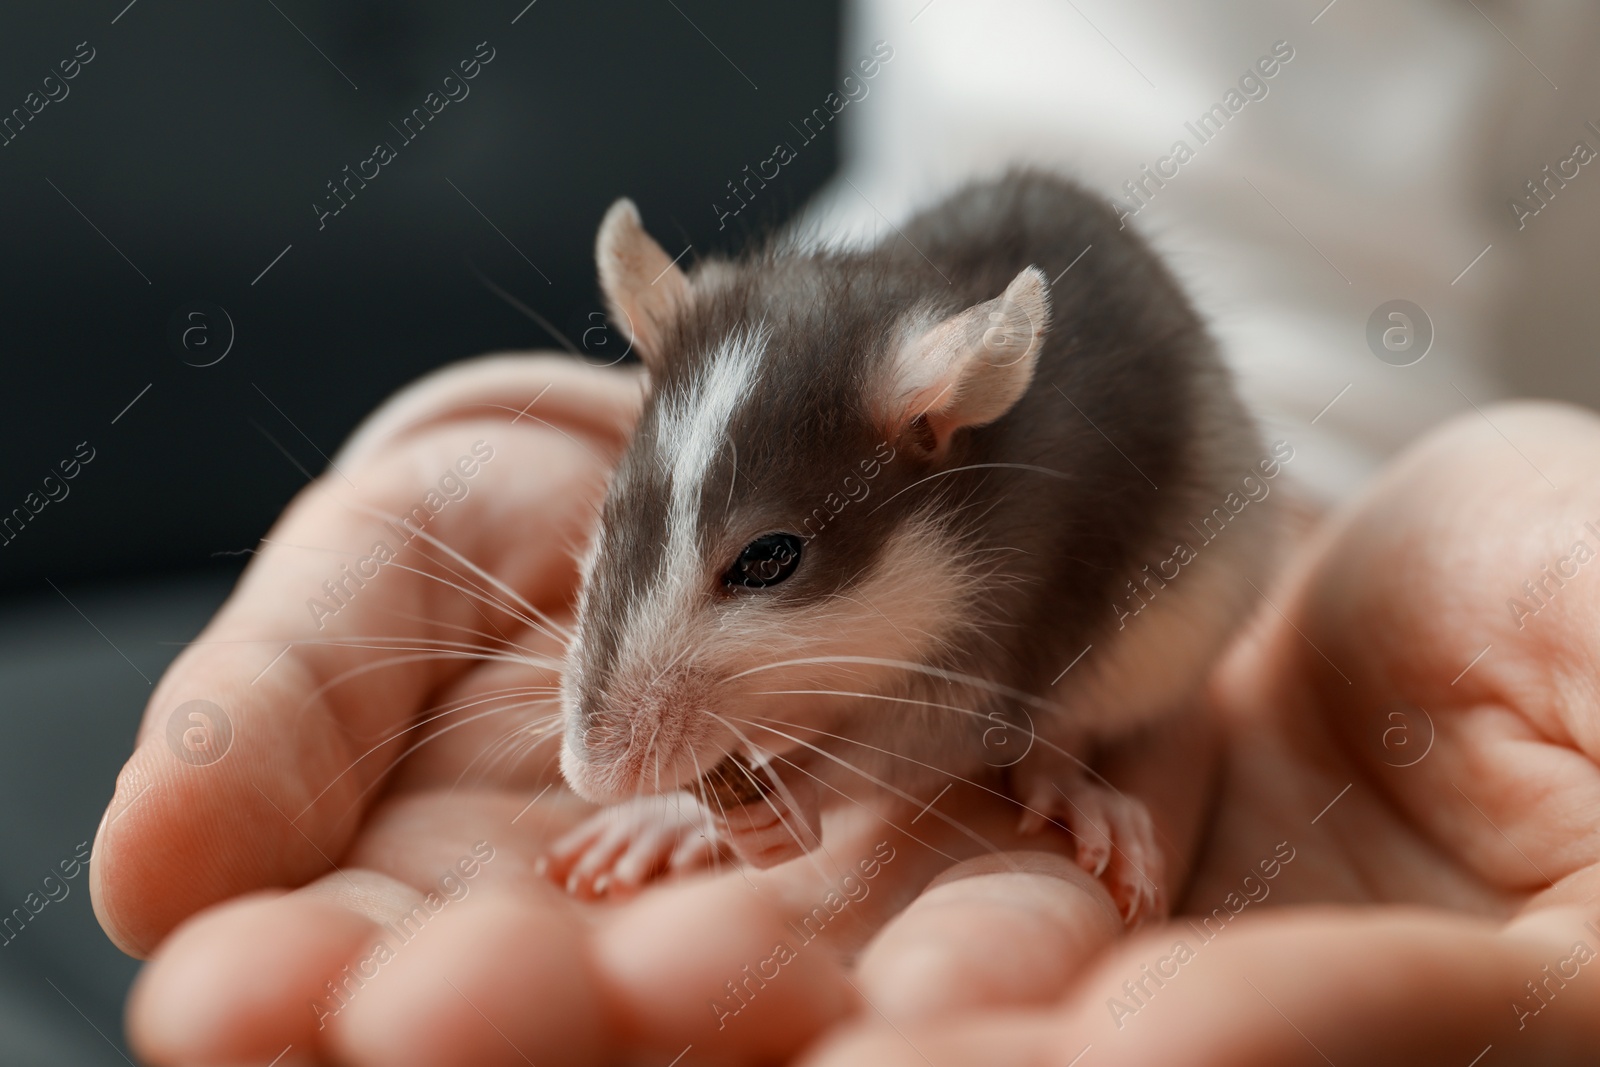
[
  {"left": 619, "top": 325, "right": 768, "bottom": 667},
  {"left": 660, "top": 324, "right": 768, "bottom": 543}
]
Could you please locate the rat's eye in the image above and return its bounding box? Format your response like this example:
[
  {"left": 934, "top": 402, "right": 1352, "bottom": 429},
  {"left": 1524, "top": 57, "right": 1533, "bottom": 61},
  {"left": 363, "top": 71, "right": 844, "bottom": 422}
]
[{"left": 723, "top": 533, "right": 803, "bottom": 589}]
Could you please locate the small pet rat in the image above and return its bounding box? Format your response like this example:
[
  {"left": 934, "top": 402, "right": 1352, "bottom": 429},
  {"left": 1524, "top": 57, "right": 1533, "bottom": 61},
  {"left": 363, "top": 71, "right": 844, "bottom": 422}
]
[{"left": 543, "top": 171, "right": 1276, "bottom": 922}]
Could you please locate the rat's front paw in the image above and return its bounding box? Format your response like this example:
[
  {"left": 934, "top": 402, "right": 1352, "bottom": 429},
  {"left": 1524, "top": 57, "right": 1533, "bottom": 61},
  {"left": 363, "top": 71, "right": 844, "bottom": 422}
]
[
  {"left": 538, "top": 793, "right": 723, "bottom": 900},
  {"left": 1016, "top": 771, "right": 1166, "bottom": 927},
  {"left": 715, "top": 774, "right": 822, "bottom": 869}
]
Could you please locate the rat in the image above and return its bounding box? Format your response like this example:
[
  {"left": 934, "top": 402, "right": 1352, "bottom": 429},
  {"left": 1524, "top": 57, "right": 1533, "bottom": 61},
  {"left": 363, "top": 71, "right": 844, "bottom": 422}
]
[{"left": 540, "top": 170, "right": 1278, "bottom": 923}]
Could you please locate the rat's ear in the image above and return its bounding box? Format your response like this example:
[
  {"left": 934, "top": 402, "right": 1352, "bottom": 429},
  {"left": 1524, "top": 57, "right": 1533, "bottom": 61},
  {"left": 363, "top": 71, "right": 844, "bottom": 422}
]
[
  {"left": 883, "top": 266, "right": 1051, "bottom": 456},
  {"left": 596, "top": 198, "right": 691, "bottom": 373}
]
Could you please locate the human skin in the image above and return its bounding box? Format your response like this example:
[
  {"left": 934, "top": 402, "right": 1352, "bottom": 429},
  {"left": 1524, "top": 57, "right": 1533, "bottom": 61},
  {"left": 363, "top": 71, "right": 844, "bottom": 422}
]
[{"left": 95, "top": 355, "right": 1600, "bottom": 1065}]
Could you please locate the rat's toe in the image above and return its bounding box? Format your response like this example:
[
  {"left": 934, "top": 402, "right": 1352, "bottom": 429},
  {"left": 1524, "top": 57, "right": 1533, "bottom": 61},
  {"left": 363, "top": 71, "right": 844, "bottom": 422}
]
[
  {"left": 542, "top": 793, "right": 721, "bottom": 898},
  {"left": 1012, "top": 769, "right": 1166, "bottom": 926}
]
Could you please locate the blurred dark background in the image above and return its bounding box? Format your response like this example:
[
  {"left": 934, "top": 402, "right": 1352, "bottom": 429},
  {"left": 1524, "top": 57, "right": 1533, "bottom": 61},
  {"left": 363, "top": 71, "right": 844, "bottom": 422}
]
[
  {"left": 0, "top": 0, "right": 841, "bottom": 589},
  {"left": 0, "top": 2, "right": 840, "bottom": 1061}
]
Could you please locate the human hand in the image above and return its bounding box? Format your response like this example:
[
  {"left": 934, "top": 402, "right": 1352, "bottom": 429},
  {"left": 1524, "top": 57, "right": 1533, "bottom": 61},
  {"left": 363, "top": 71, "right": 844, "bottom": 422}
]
[
  {"left": 122, "top": 358, "right": 1598, "bottom": 1067},
  {"left": 104, "top": 354, "right": 1166, "bottom": 1066},
  {"left": 806, "top": 401, "right": 1600, "bottom": 1065}
]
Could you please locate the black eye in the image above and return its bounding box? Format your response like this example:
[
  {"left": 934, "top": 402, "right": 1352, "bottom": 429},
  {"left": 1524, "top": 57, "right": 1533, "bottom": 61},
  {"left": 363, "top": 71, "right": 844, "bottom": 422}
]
[{"left": 723, "top": 533, "right": 803, "bottom": 589}]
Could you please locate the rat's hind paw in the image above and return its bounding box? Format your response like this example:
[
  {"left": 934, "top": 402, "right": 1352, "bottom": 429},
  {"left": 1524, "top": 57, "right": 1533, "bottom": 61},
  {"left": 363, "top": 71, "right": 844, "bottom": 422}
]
[
  {"left": 538, "top": 793, "right": 723, "bottom": 900},
  {"left": 1016, "top": 771, "right": 1166, "bottom": 927}
]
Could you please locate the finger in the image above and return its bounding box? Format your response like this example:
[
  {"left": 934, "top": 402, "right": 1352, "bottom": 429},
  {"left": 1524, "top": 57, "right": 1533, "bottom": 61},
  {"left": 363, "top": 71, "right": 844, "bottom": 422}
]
[
  {"left": 328, "top": 886, "right": 607, "bottom": 1067},
  {"left": 335, "top": 353, "right": 644, "bottom": 468},
  {"left": 1237, "top": 402, "right": 1600, "bottom": 894},
  {"left": 92, "top": 357, "right": 641, "bottom": 956},
  {"left": 854, "top": 851, "right": 1121, "bottom": 1021},
  {"left": 126, "top": 880, "right": 406, "bottom": 1066},
  {"left": 749, "top": 776, "right": 1092, "bottom": 955},
  {"left": 129, "top": 788, "right": 602, "bottom": 1066},
  {"left": 1087, "top": 905, "right": 1600, "bottom": 1067},
  {"left": 808, "top": 905, "right": 1600, "bottom": 1067},
  {"left": 577, "top": 787, "right": 1095, "bottom": 1062},
  {"left": 131, "top": 874, "right": 609, "bottom": 1067},
  {"left": 594, "top": 876, "right": 855, "bottom": 1066},
  {"left": 801, "top": 1016, "right": 1062, "bottom": 1067}
]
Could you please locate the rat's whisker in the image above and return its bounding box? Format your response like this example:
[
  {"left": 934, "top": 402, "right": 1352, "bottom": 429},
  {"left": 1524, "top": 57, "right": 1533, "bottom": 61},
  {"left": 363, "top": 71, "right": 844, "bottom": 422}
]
[
  {"left": 688, "top": 744, "right": 737, "bottom": 879},
  {"left": 724, "top": 732, "right": 971, "bottom": 875},
  {"left": 344, "top": 502, "right": 582, "bottom": 643},
  {"left": 452, "top": 711, "right": 566, "bottom": 791},
  {"left": 253, "top": 531, "right": 566, "bottom": 645},
  {"left": 303, "top": 685, "right": 562, "bottom": 814},
  {"left": 379, "top": 557, "right": 569, "bottom": 647},
  {"left": 723, "top": 715, "right": 1016, "bottom": 865},
  {"left": 293, "top": 646, "right": 559, "bottom": 719},
  {"left": 496, "top": 719, "right": 568, "bottom": 781},
  {"left": 723, "top": 655, "right": 1056, "bottom": 713},
  {"left": 752, "top": 687, "right": 992, "bottom": 724},
  {"left": 287, "top": 634, "right": 549, "bottom": 658},
  {"left": 685, "top": 746, "right": 715, "bottom": 875},
  {"left": 744, "top": 687, "right": 1141, "bottom": 817},
  {"left": 445, "top": 402, "right": 616, "bottom": 469},
  {"left": 740, "top": 712, "right": 1072, "bottom": 835},
  {"left": 332, "top": 700, "right": 562, "bottom": 820},
  {"left": 378, "top": 605, "right": 548, "bottom": 661}
]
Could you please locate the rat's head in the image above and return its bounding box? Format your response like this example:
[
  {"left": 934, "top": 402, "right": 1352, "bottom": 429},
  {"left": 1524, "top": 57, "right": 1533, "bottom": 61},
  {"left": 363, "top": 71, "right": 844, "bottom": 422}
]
[{"left": 559, "top": 199, "right": 1052, "bottom": 803}]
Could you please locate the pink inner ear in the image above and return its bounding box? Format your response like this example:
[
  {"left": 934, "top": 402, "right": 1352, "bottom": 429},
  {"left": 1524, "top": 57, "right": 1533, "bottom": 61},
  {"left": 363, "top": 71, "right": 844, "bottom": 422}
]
[
  {"left": 897, "top": 314, "right": 983, "bottom": 421},
  {"left": 883, "top": 267, "right": 1050, "bottom": 449},
  {"left": 882, "top": 328, "right": 975, "bottom": 459},
  {"left": 885, "top": 303, "right": 1002, "bottom": 457}
]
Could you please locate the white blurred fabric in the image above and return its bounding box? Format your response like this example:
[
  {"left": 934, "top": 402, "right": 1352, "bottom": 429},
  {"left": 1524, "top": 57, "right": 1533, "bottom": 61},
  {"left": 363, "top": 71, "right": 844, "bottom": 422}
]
[{"left": 808, "top": 0, "right": 1600, "bottom": 503}]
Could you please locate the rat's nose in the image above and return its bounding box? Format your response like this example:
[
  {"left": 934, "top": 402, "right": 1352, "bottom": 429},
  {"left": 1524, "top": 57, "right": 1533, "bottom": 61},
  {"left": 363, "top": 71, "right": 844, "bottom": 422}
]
[{"left": 557, "top": 660, "right": 725, "bottom": 803}]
